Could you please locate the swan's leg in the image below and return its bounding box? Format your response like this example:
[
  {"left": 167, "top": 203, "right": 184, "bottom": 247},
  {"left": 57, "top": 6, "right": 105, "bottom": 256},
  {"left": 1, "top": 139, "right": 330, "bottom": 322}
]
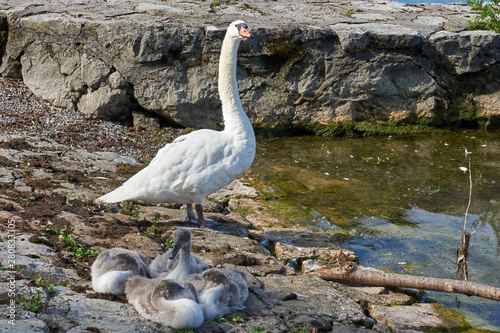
[
  {"left": 195, "top": 204, "right": 223, "bottom": 232},
  {"left": 185, "top": 204, "right": 196, "bottom": 223}
]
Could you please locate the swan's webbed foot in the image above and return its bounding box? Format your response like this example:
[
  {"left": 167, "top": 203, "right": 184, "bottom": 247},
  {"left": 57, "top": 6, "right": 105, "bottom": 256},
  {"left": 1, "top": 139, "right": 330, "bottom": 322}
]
[{"left": 194, "top": 204, "right": 227, "bottom": 234}]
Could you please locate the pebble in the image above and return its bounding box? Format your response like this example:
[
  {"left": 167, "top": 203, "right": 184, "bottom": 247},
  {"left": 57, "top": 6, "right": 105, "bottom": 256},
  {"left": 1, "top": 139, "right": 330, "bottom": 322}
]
[{"left": 0, "top": 77, "right": 183, "bottom": 163}]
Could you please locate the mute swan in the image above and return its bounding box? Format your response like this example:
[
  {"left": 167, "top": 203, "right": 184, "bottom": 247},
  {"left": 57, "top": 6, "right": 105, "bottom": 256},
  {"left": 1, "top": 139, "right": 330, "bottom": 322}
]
[
  {"left": 125, "top": 276, "right": 204, "bottom": 329},
  {"left": 91, "top": 247, "right": 149, "bottom": 296},
  {"left": 186, "top": 267, "right": 249, "bottom": 320},
  {"left": 97, "top": 20, "right": 256, "bottom": 231},
  {"left": 148, "top": 227, "right": 208, "bottom": 280}
]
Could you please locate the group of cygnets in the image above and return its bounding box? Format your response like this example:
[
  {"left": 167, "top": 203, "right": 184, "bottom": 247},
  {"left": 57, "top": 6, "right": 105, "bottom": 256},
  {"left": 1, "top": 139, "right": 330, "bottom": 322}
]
[{"left": 91, "top": 227, "right": 248, "bottom": 329}]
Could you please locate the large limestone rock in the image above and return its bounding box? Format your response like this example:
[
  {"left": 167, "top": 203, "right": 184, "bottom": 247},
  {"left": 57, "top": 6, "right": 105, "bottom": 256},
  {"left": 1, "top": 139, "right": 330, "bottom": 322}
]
[{"left": 0, "top": 0, "right": 499, "bottom": 129}]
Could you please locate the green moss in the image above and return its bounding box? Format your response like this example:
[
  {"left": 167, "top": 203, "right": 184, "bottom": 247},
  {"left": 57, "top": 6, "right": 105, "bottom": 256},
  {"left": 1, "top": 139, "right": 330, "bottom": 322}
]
[
  {"left": 432, "top": 303, "right": 472, "bottom": 331},
  {"left": 231, "top": 206, "right": 254, "bottom": 218},
  {"left": 325, "top": 229, "right": 354, "bottom": 243},
  {"left": 302, "top": 121, "right": 433, "bottom": 137},
  {"left": 242, "top": 176, "right": 315, "bottom": 228},
  {"left": 303, "top": 121, "right": 356, "bottom": 136},
  {"left": 253, "top": 123, "right": 296, "bottom": 138},
  {"left": 445, "top": 103, "right": 500, "bottom": 130}
]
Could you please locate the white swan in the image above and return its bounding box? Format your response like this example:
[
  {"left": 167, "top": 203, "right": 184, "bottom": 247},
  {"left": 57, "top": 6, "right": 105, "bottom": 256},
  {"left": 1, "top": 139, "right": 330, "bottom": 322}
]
[
  {"left": 97, "top": 20, "right": 256, "bottom": 231},
  {"left": 185, "top": 267, "right": 249, "bottom": 320},
  {"left": 91, "top": 247, "right": 149, "bottom": 296},
  {"left": 125, "top": 276, "right": 204, "bottom": 329},
  {"left": 148, "top": 227, "right": 208, "bottom": 280}
]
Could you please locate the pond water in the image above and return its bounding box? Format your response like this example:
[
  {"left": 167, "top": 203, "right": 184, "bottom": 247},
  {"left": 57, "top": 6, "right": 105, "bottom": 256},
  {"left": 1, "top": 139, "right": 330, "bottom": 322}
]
[{"left": 250, "top": 129, "right": 500, "bottom": 330}]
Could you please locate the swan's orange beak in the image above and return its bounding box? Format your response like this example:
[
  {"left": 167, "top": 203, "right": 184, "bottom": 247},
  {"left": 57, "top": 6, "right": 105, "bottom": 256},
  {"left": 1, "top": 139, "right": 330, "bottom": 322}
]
[{"left": 239, "top": 26, "right": 253, "bottom": 38}]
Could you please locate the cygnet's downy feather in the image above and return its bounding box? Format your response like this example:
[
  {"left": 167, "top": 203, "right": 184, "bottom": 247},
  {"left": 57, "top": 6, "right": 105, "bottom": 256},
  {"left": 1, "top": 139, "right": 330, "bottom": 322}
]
[
  {"left": 125, "top": 276, "right": 204, "bottom": 329},
  {"left": 186, "top": 269, "right": 231, "bottom": 320},
  {"left": 185, "top": 267, "right": 249, "bottom": 320},
  {"left": 148, "top": 228, "right": 208, "bottom": 280},
  {"left": 219, "top": 268, "right": 249, "bottom": 310},
  {"left": 91, "top": 248, "right": 149, "bottom": 296}
]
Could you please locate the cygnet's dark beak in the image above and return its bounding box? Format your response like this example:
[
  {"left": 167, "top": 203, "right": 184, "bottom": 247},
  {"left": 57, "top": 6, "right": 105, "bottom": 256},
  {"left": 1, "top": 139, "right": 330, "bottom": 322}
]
[{"left": 169, "top": 243, "right": 182, "bottom": 260}]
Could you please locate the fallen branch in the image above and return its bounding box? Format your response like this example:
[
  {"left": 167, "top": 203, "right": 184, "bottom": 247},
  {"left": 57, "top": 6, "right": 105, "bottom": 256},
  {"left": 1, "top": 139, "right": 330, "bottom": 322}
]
[{"left": 309, "top": 263, "right": 500, "bottom": 301}]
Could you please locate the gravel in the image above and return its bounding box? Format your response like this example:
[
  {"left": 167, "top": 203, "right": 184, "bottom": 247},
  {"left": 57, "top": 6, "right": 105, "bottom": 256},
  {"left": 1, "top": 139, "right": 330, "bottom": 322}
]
[{"left": 0, "top": 77, "right": 184, "bottom": 162}]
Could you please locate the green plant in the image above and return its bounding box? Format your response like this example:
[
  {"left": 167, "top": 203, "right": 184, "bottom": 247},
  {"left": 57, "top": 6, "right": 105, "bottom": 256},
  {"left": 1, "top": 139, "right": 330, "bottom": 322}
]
[
  {"left": 341, "top": 9, "right": 355, "bottom": 18},
  {"left": 41, "top": 317, "right": 51, "bottom": 325},
  {"left": 17, "top": 275, "right": 59, "bottom": 313},
  {"left": 210, "top": 0, "right": 220, "bottom": 11},
  {"left": 164, "top": 237, "right": 174, "bottom": 250},
  {"left": 71, "top": 247, "right": 100, "bottom": 260},
  {"left": 213, "top": 316, "right": 228, "bottom": 323},
  {"left": 60, "top": 280, "right": 70, "bottom": 287},
  {"left": 243, "top": 3, "right": 268, "bottom": 16},
  {"left": 466, "top": 0, "right": 500, "bottom": 33},
  {"left": 120, "top": 201, "right": 139, "bottom": 218},
  {"left": 147, "top": 213, "right": 162, "bottom": 235},
  {"left": 17, "top": 289, "right": 48, "bottom": 312},
  {"left": 35, "top": 276, "right": 56, "bottom": 297},
  {"left": 46, "top": 228, "right": 100, "bottom": 259},
  {"left": 230, "top": 316, "right": 246, "bottom": 323},
  {"left": 249, "top": 326, "right": 267, "bottom": 333}
]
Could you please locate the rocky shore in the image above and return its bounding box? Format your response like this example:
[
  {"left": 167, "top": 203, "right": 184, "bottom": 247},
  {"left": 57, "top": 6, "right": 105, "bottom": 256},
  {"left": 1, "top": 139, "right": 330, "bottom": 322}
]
[
  {"left": 0, "top": 78, "right": 471, "bottom": 332},
  {"left": 1, "top": 0, "right": 500, "bottom": 134}
]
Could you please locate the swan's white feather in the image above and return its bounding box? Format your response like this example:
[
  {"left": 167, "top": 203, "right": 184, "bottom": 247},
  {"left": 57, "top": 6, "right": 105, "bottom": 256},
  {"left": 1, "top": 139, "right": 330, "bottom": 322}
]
[
  {"left": 97, "top": 20, "right": 256, "bottom": 217},
  {"left": 99, "top": 129, "right": 253, "bottom": 205}
]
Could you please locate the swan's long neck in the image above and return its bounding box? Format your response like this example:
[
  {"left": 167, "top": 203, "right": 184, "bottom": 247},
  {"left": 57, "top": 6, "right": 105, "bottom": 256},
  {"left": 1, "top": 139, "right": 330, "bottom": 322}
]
[
  {"left": 178, "top": 244, "right": 191, "bottom": 278},
  {"left": 218, "top": 35, "right": 255, "bottom": 145},
  {"left": 166, "top": 243, "right": 191, "bottom": 281}
]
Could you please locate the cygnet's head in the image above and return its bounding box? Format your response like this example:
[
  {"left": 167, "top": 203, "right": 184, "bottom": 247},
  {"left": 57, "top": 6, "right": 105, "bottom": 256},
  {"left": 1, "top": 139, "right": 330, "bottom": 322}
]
[
  {"left": 227, "top": 20, "right": 253, "bottom": 40},
  {"left": 202, "top": 269, "right": 229, "bottom": 289},
  {"left": 169, "top": 228, "right": 192, "bottom": 260},
  {"left": 153, "top": 279, "right": 198, "bottom": 302}
]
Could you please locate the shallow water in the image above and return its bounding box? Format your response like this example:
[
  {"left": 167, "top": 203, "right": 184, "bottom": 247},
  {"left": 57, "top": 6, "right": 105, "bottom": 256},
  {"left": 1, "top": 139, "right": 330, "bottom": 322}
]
[{"left": 250, "top": 130, "right": 500, "bottom": 330}]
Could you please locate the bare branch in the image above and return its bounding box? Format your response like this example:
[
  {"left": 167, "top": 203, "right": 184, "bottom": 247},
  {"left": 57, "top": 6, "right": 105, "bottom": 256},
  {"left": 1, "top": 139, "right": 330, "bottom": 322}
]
[{"left": 309, "top": 264, "right": 500, "bottom": 301}]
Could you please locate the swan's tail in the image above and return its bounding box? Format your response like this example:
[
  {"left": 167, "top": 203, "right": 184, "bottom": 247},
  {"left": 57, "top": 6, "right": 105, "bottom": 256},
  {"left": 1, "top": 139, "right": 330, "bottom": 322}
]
[{"left": 97, "top": 186, "right": 133, "bottom": 203}]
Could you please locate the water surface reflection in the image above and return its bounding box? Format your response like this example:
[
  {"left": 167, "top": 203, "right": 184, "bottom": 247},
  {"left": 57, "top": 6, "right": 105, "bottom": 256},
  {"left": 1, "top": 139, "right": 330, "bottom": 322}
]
[{"left": 251, "top": 130, "right": 500, "bottom": 329}]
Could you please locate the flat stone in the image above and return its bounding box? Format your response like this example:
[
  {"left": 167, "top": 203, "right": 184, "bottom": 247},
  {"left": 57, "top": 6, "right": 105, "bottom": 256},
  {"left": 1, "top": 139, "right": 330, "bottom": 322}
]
[
  {"left": 369, "top": 303, "right": 470, "bottom": 332},
  {"left": 257, "top": 274, "right": 374, "bottom": 327},
  {"left": 0, "top": 319, "right": 49, "bottom": 333},
  {"left": 0, "top": 167, "right": 14, "bottom": 183},
  {"left": 47, "top": 287, "right": 164, "bottom": 333},
  {"left": 274, "top": 241, "right": 358, "bottom": 269},
  {"left": 0, "top": 233, "right": 77, "bottom": 283}
]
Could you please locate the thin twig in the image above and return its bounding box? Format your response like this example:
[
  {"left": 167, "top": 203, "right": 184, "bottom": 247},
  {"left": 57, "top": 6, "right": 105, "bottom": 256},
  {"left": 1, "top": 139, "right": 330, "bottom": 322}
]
[
  {"left": 463, "top": 156, "right": 473, "bottom": 233},
  {"left": 457, "top": 156, "right": 473, "bottom": 281}
]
